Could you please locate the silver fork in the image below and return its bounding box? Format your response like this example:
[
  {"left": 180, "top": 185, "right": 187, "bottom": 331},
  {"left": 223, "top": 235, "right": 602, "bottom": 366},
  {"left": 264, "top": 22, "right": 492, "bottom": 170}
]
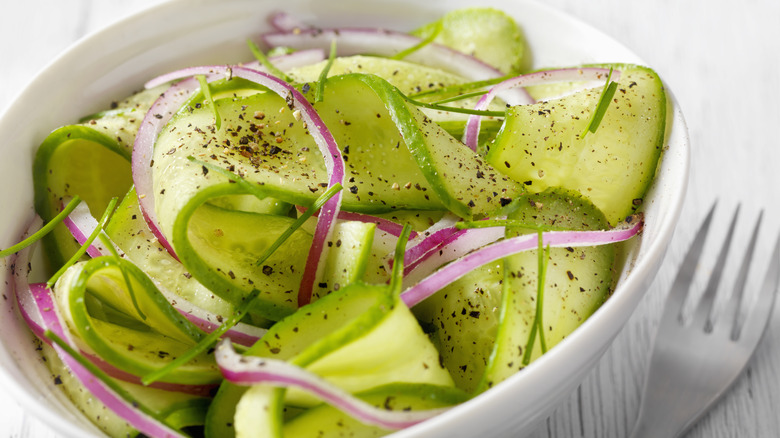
[{"left": 629, "top": 204, "right": 780, "bottom": 438}]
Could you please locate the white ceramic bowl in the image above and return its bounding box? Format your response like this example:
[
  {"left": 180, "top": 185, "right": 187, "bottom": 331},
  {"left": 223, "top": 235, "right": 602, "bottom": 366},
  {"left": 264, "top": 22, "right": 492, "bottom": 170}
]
[{"left": 0, "top": 0, "right": 689, "bottom": 436}]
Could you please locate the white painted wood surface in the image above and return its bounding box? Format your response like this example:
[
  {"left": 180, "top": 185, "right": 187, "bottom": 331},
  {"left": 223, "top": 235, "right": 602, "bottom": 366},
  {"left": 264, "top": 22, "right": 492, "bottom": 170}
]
[{"left": 1, "top": 0, "right": 778, "bottom": 437}]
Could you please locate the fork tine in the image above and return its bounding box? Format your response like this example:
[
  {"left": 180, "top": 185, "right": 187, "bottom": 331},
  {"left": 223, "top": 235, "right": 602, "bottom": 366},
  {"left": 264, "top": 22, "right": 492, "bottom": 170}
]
[
  {"left": 691, "top": 205, "right": 740, "bottom": 332},
  {"left": 735, "top": 230, "right": 780, "bottom": 346},
  {"left": 662, "top": 202, "right": 717, "bottom": 325},
  {"left": 725, "top": 211, "right": 763, "bottom": 340}
]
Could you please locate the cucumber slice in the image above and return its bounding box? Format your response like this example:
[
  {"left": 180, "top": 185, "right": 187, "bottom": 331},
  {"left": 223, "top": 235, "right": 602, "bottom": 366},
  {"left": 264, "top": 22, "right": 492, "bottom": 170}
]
[
  {"left": 184, "top": 202, "right": 312, "bottom": 318},
  {"left": 208, "top": 280, "right": 454, "bottom": 437},
  {"left": 312, "top": 220, "right": 376, "bottom": 301},
  {"left": 153, "top": 83, "right": 443, "bottom": 218},
  {"left": 160, "top": 398, "right": 211, "bottom": 431},
  {"left": 39, "top": 340, "right": 136, "bottom": 437},
  {"left": 234, "top": 385, "right": 283, "bottom": 438},
  {"left": 288, "top": 55, "right": 506, "bottom": 149},
  {"left": 480, "top": 189, "right": 614, "bottom": 390},
  {"left": 294, "top": 291, "right": 453, "bottom": 405},
  {"left": 153, "top": 73, "right": 520, "bottom": 228},
  {"left": 412, "top": 261, "right": 504, "bottom": 393},
  {"left": 40, "top": 340, "right": 210, "bottom": 437},
  {"left": 282, "top": 383, "right": 468, "bottom": 438},
  {"left": 204, "top": 281, "right": 384, "bottom": 436},
  {"left": 106, "top": 188, "right": 236, "bottom": 317},
  {"left": 322, "top": 73, "right": 522, "bottom": 218},
  {"left": 287, "top": 55, "right": 468, "bottom": 97},
  {"left": 53, "top": 258, "right": 219, "bottom": 385},
  {"left": 486, "top": 64, "right": 666, "bottom": 225},
  {"left": 172, "top": 195, "right": 380, "bottom": 319},
  {"left": 33, "top": 86, "right": 165, "bottom": 268},
  {"left": 33, "top": 126, "right": 131, "bottom": 269},
  {"left": 154, "top": 73, "right": 522, "bottom": 317},
  {"left": 411, "top": 7, "right": 532, "bottom": 75}
]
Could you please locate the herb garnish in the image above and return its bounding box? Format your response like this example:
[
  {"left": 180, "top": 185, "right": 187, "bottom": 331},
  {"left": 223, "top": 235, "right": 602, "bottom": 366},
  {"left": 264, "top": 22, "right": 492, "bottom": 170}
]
[
  {"left": 391, "top": 21, "right": 443, "bottom": 61},
  {"left": 99, "top": 234, "right": 147, "bottom": 321},
  {"left": 315, "top": 38, "right": 338, "bottom": 103},
  {"left": 580, "top": 67, "right": 617, "bottom": 138},
  {"left": 197, "top": 75, "right": 222, "bottom": 131},
  {"left": 47, "top": 197, "right": 118, "bottom": 288},
  {"left": 522, "top": 231, "right": 550, "bottom": 365},
  {"left": 0, "top": 196, "right": 82, "bottom": 258},
  {"left": 404, "top": 94, "right": 505, "bottom": 117},
  {"left": 247, "top": 39, "right": 294, "bottom": 83}
]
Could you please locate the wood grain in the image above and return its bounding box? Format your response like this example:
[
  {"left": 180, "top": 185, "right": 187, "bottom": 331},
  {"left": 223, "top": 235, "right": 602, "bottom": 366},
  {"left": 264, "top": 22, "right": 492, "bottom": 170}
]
[{"left": 1, "top": 0, "right": 778, "bottom": 437}]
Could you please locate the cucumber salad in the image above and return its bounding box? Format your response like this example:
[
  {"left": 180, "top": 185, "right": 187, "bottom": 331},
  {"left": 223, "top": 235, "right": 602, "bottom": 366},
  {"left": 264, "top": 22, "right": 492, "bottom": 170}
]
[{"left": 4, "top": 6, "right": 666, "bottom": 438}]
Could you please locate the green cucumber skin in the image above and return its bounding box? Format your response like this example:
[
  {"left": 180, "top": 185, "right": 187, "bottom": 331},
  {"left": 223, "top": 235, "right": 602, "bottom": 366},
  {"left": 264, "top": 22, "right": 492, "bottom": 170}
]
[
  {"left": 33, "top": 126, "right": 130, "bottom": 269},
  {"left": 336, "top": 73, "right": 523, "bottom": 219},
  {"left": 33, "top": 86, "right": 165, "bottom": 269},
  {"left": 480, "top": 189, "right": 615, "bottom": 391},
  {"left": 487, "top": 64, "right": 666, "bottom": 225},
  {"left": 54, "top": 257, "right": 222, "bottom": 385}
]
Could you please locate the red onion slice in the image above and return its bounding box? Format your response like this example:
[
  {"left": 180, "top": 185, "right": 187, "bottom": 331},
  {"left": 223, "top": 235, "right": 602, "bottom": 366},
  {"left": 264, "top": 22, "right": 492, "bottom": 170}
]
[
  {"left": 62, "top": 199, "right": 117, "bottom": 258},
  {"left": 463, "top": 67, "right": 619, "bottom": 150},
  {"left": 133, "top": 77, "right": 202, "bottom": 259},
  {"left": 399, "top": 214, "right": 461, "bottom": 269},
  {"left": 178, "top": 302, "right": 263, "bottom": 348},
  {"left": 401, "top": 216, "right": 643, "bottom": 307},
  {"left": 402, "top": 226, "right": 506, "bottom": 287},
  {"left": 383, "top": 215, "right": 497, "bottom": 284},
  {"left": 215, "top": 339, "right": 448, "bottom": 429},
  {"left": 267, "top": 49, "right": 327, "bottom": 72}
]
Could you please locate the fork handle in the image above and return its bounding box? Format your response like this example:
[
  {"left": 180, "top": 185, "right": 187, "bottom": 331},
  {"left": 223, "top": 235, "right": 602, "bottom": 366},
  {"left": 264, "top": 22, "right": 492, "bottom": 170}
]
[
  {"left": 629, "top": 412, "right": 686, "bottom": 438},
  {"left": 628, "top": 389, "right": 699, "bottom": 438}
]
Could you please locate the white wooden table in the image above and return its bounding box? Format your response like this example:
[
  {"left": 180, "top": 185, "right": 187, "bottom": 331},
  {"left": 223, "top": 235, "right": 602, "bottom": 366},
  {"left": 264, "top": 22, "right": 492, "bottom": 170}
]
[{"left": 2, "top": 1, "right": 779, "bottom": 437}]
